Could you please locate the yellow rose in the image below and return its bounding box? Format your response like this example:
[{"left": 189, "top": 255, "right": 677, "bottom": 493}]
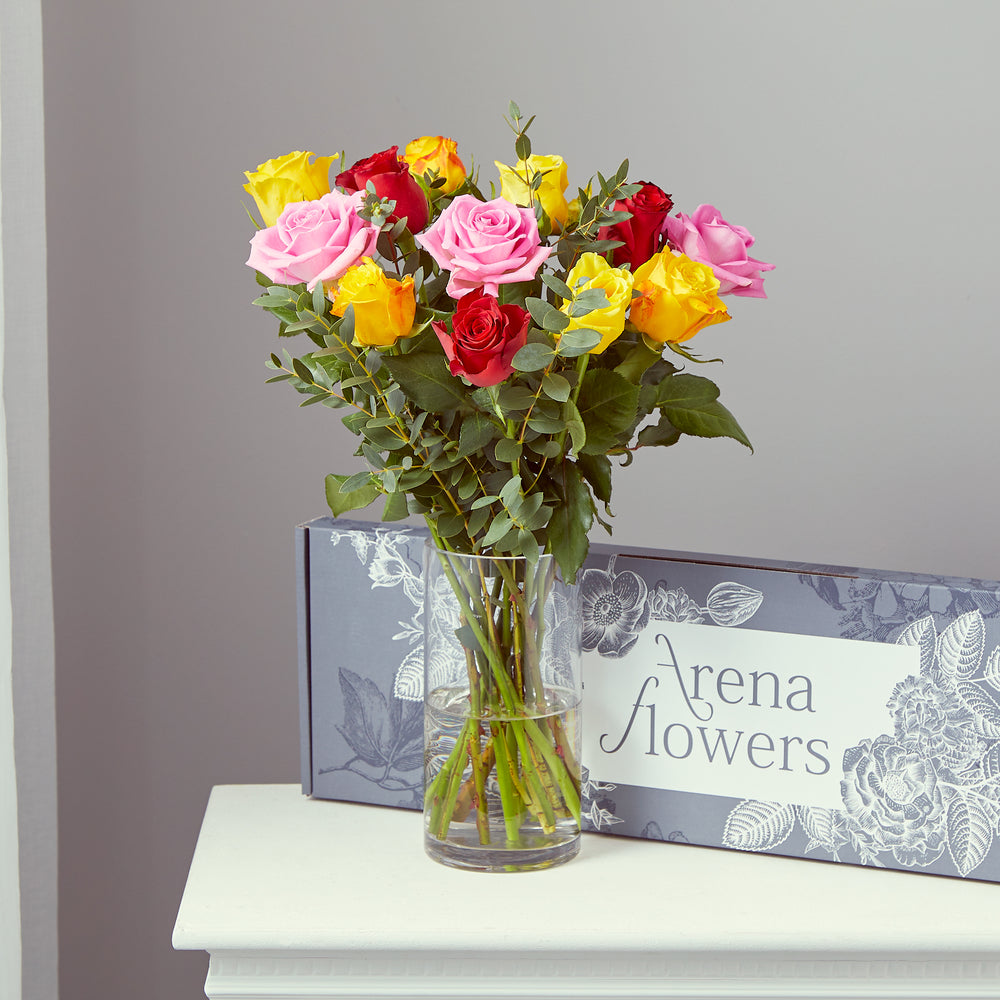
[
  {"left": 330, "top": 258, "right": 416, "bottom": 347},
  {"left": 403, "top": 136, "right": 466, "bottom": 195},
  {"left": 630, "top": 251, "right": 731, "bottom": 344},
  {"left": 243, "top": 151, "right": 338, "bottom": 228},
  {"left": 495, "top": 153, "right": 569, "bottom": 229},
  {"left": 559, "top": 253, "right": 634, "bottom": 354}
]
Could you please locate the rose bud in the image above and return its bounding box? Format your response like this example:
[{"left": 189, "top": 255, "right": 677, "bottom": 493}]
[
  {"left": 598, "top": 181, "right": 673, "bottom": 270},
  {"left": 336, "top": 146, "right": 430, "bottom": 234}
]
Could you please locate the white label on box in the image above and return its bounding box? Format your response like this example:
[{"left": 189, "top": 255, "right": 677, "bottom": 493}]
[{"left": 582, "top": 622, "right": 919, "bottom": 810}]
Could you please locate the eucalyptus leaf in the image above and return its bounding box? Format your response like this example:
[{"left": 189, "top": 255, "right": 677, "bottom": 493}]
[
  {"left": 541, "top": 273, "right": 574, "bottom": 299},
  {"left": 569, "top": 288, "right": 611, "bottom": 316},
  {"left": 494, "top": 437, "right": 522, "bottom": 464},
  {"left": 470, "top": 495, "right": 499, "bottom": 510},
  {"left": 541, "top": 373, "right": 571, "bottom": 402},
  {"left": 511, "top": 342, "right": 556, "bottom": 372},
  {"left": 482, "top": 512, "right": 513, "bottom": 548},
  {"left": 517, "top": 528, "right": 540, "bottom": 564},
  {"left": 556, "top": 328, "right": 602, "bottom": 357},
  {"left": 467, "top": 505, "right": 491, "bottom": 537},
  {"left": 499, "top": 475, "right": 523, "bottom": 510},
  {"left": 526, "top": 414, "right": 565, "bottom": 434},
  {"left": 497, "top": 385, "right": 536, "bottom": 413},
  {"left": 339, "top": 471, "right": 374, "bottom": 493},
  {"left": 436, "top": 513, "right": 466, "bottom": 538}
]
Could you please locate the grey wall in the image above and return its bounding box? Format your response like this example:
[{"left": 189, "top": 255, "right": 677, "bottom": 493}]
[
  {"left": 42, "top": 2, "right": 1000, "bottom": 998},
  {"left": 3, "top": 1, "right": 58, "bottom": 998}
]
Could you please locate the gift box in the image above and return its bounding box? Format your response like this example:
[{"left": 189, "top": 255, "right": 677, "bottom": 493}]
[{"left": 298, "top": 515, "right": 1000, "bottom": 881}]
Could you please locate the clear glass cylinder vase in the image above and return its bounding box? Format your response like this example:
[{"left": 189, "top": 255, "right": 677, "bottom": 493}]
[{"left": 423, "top": 543, "right": 582, "bottom": 872}]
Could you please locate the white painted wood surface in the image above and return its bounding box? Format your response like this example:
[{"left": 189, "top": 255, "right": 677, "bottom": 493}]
[{"left": 174, "top": 784, "right": 1000, "bottom": 998}]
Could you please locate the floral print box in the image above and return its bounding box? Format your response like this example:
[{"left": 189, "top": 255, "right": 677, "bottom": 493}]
[{"left": 297, "top": 516, "right": 1000, "bottom": 881}]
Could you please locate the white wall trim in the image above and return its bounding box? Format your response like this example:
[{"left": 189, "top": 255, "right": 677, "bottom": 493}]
[{"left": 0, "top": 30, "right": 23, "bottom": 1000}]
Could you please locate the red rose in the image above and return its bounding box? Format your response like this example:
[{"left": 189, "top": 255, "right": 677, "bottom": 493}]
[
  {"left": 336, "top": 147, "right": 429, "bottom": 234},
  {"left": 598, "top": 181, "right": 673, "bottom": 269},
  {"left": 432, "top": 292, "right": 530, "bottom": 388}
]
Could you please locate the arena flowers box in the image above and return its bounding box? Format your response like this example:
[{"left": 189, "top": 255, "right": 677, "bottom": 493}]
[{"left": 297, "top": 516, "right": 1000, "bottom": 882}]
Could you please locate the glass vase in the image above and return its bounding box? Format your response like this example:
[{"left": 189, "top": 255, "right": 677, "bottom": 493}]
[{"left": 423, "top": 544, "right": 582, "bottom": 872}]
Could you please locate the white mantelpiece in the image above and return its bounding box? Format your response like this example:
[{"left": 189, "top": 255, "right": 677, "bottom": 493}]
[{"left": 173, "top": 785, "right": 1000, "bottom": 999}]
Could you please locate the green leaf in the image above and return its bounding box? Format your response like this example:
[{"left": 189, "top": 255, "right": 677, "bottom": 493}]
[
  {"left": 515, "top": 133, "right": 531, "bottom": 161},
  {"left": 292, "top": 358, "right": 314, "bottom": 384},
  {"left": 497, "top": 385, "right": 536, "bottom": 413},
  {"left": 467, "top": 505, "right": 491, "bottom": 537},
  {"left": 312, "top": 282, "right": 327, "bottom": 316},
  {"left": 482, "top": 512, "right": 513, "bottom": 548},
  {"left": 511, "top": 342, "right": 556, "bottom": 373},
  {"left": 508, "top": 99, "right": 521, "bottom": 120},
  {"left": 471, "top": 494, "right": 499, "bottom": 510},
  {"left": 517, "top": 528, "right": 540, "bottom": 564},
  {"left": 325, "top": 474, "right": 379, "bottom": 517},
  {"left": 436, "top": 512, "right": 466, "bottom": 538},
  {"left": 382, "top": 352, "right": 467, "bottom": 413},
  {"left": 494, "top": 437, "right": 522, "bottom": 464},
  {"left": 456, "top": 412, "right": 496, "bottom": 459},
  {"left": 339, "top": 470, "right": 375, "bottom": 493},
  {"left": 614, "top": 342, "right": 663, "bottom": 384},
  {"left": 526, "top": 413, "right": 565, "bottom": 434},
  {"left": 541, "top": 273, "right": 573, "bottom": 300},
  {"left": 364, "top": 423, "right": 404, "bottom": 450},
  {"left": 548, "top": 462, "right": 592, "bottom": 583},
  {"left": 526, "top": 438, "right": 562, "bottom": 459},
  {"left": 555, "top": 328, "right": 602, "bottom": 357},
  {"left": 576, "top": 369, "right": 640, "bottom": 454},
  {"left": 637, "top": 413, "right": 682, "bottom": 448},
  {"left": 569, "top": 288, "right": 610, "bottom": 316},
  {"left": 520, "top": 502, "right": 553, "bottom": 532},
  {"left": 563, "top": 398, "right": 586, "bottom": 457},
  {"left": 576, "top": 453, "right": 612, "bottom": 505},
  {"left": 525, "top": 296, "right": 570, "bottom": 333},
  {"left": 361, "top": 443, "right": 386, "bottom": 469},
  {"left": 499, "top": 474, "right": 523, "bottom": 510},
  {"left": 664, "top": 398, "right": 753, "bottom": 450},
  {"left": 654, "top": 374, "right": 752, "bottom": 449},
  {"left": 652, "top": 372, "right": 721, "bottom": 408},
  {"left": 541, "top": 308, "right": 571, "bottom": 334},
  {"left": 337, "top": 306, "right": 356, "bottom": 347},
  {"left": 541, "top": 372, "right": 571, "bottom": 402},
  {"left": 380, "top": 467, "right": 398, "bottom": 493}
]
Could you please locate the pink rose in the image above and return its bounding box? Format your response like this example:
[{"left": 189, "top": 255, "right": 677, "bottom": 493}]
[
  {"left": 416, "top": 195, "right": 550, "bottom": 298},
  {"left": 246, "top": 190, "right": 379, "bottom": 290},
  {"left": 663, "top": 204, "right": 774, "bottom": 298}
]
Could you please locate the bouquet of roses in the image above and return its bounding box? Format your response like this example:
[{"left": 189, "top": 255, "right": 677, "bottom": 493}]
[{"left": 244, "top": 105, "right": 771, "bottom": 868}]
